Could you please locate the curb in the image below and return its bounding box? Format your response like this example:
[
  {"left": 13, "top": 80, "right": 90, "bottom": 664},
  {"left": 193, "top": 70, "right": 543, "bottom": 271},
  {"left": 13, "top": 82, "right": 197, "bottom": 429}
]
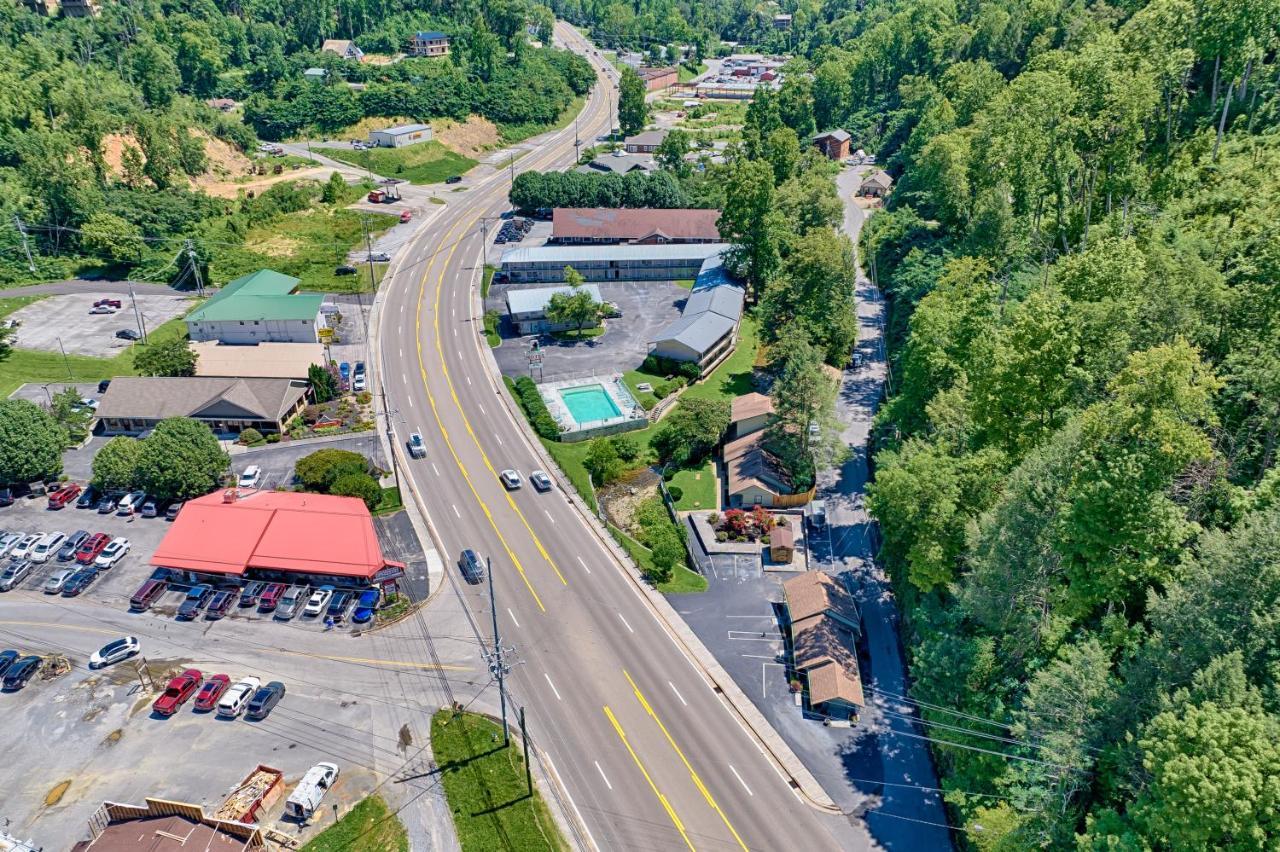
[{"left": 467, "top": 252, "right": 841, "bottom": 816}]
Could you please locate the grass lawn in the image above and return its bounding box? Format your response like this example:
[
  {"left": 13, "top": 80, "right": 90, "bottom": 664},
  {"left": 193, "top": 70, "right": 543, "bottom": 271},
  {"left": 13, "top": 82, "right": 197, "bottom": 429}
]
[
  {"left": 677, "top": 63, "right": 707, "bottom": 83},
  {"left": 621, "top": 369, "right": 663, "bottom": 410},
  {"left": 0, "top": 313, "right": 190, "bottom": 399},
  {"left": 484, "top": 310, "right": 501, "bottom": 348},
  {"left": 207, "top": 207, "right": 398, "bottom": 294},
  {"left": 550, "top": 326, "right": 604, "bottom": 341},
  {"left": 301, "top": 794, "right": 408, "bottom": 852},
  {"left": 327, "top": 141, "right": 478, "bottom": 185},
  {"left": 669, "top": 460, "right": 717, "bottom": 511},
  {"left": 541, "top": 437, "right": 596, "bottom": 512},
  {"left": 431, "top": 710, "right": 567, "bottom": 852},
  {"left": 609, "top": 523, "right": 707, "bottom": 594},
  {"left": 673, "top": 278, "right": 695, "bottom": 290},
  {"left": 373, "top": 486, "right": 403, "bottom": 516},
  {"left": 377, "top": 594, "right": 411, "bottom": 623},
  {"left": 482, "top": 265, "right": 496, "bottom": 298}
]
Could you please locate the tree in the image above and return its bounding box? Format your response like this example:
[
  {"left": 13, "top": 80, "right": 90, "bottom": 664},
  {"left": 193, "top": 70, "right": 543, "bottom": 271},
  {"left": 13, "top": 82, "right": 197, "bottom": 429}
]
[
  {"left": 128, "top": 36, "right": 181, "bottom": 109},
  {"left": 50, "top": 388, "right": 93, "bottom": 443},
  {"left": 652, "top": 397, "right": 730, "bottom": 467},
  {"left": 776, "top": 170, "right": 843, "bottom": 234},
  {"left": 584, "top": 437, "right": 623, "bottom": 484},
  {"left": 546, "top": 289, "right": 599, "bottom": 335},
  {"left": 92, "top": 436, "right": 142, "bottom": 492},
  {"left": 764, "top": 127, "right": 801, "bottom": 184},
  {"left": 135, "top": 417, "right": 229, "bottom": 499},
  {"left": 0, "top": 399, "right": 64, "bottom": 483},
  {"left": 648, "top": 524, "right": 686, "bottom": 582},
  {"left": 80, "top": 211, "right": 144, "bottom": 267},
  {"left": 761, "top": 228, "right": 858, "bottom": 364},
  {"left": 777, "top": 74, "right": 816, "bottom": 138},
  {"left": 719, "top": 158, "right": 785, "bottom": 297},
  {"left": 0, "top": 323, "right": 12, "bottom": 361},
  {"left": 295, "top": 448, "right": 368, "bottom": 492},
  {"left": 331, "top": 472, "right": 383, "bottom": 510},
  {"left": 308, "top": 364, "right": 339, "bottom": 403},
  {"left": 321, "top": 171, "right": 347, "bottom": 204},
  {"left": 618, "top": 67, "right": 648, "bottom": 135},
  {"left": 134, "top": 337, "right": 197, "bottom": 377},
  {"left": 655, "top": 128, "right": 692, "bottom": 178}
]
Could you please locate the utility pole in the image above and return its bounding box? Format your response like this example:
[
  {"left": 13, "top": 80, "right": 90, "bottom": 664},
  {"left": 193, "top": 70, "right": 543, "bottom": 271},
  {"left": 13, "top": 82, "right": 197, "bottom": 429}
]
[
  {"left": 574, "top": 116, "right": 581, "bottom": 163},
  {"left": 126, "top": 278, "right": 147, "bottom": 343},
  {"left": 520, "top": 706, "right": 532, "bottom": 794},
  {"left": 12, "top": 215, "right": 35, "bottom": 274},
  {"left": 185, "top": 240, "right": 204, "bottom": 297},
  {"left": 56, "top": 337, "right": 73, "bottom": 381},
  {"left": 360, "top": 215, "right": 376, "bottom": 313},
  {"left": 378, "top": 382, "right": 401, "bottom": 492},
  {"left": 486, "top": 557, "right": 511, "bottom": 746},
  {"left": 508, "top": 154, "right": 516, "bottom": 184}
]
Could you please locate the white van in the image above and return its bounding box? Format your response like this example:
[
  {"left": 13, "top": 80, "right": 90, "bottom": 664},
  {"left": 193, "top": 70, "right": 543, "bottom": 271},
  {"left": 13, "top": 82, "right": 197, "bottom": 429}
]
[
  {"left": 285, "top": 762, "right": 339, "bottom": 821},
  {"left": 29, "top": 531, "right": 67, "bottom": 564}
]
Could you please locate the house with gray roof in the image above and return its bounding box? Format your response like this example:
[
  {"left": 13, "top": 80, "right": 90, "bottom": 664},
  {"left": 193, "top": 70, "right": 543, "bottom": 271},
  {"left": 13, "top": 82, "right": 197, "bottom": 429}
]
[
  {"left": 575, "top": 152, "right": 657, "bottom": 176},
  {"left": 95, "top": 376, "right": 310, "bottom": 437},
  {"left": 505, "top": 284, "right": 604, "bottom": 334},
  {"left": 649, "top": 272, "right": 745, "bottom": 370},
  {"left": 500, "top": 243, "right": 726, "bottom": 284}
]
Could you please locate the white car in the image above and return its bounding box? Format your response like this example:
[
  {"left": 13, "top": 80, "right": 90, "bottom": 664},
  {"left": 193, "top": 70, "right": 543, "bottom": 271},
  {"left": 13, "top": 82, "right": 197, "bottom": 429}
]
[
  {"left": 303, "top": 585, "right": 334, "bottom": 617},
  {"left": 29, "top": 531, "right": 67, "bottom": 564},
  {"left": 89, "top": 636, "right": 139, "bottom": 669},
  {"left": 116, "top": 490, "right": 146, "bottom": 516},
  {"left": 10, "top": 533, "right": 41, "bottom": 560},
  {"left": 43, "top": 568, "right": 75, "bottom": 594},
  {"left": 217, "top": 676, "right": 262, "bottom": 718},
  {"left": 238, "top": 465, "right": 262, "bottom": 489},
  {"left": 499, "top": 469, "right": 522, "bottom": 490},
  {"left": 407, "top": 432, "right": 427, "bottom": 459},
  {"left": 94, "top": 537, "right": 130, "bottom": 569},
  {"left": 0, "top": 532, "right": 24, "bottom": 558}
]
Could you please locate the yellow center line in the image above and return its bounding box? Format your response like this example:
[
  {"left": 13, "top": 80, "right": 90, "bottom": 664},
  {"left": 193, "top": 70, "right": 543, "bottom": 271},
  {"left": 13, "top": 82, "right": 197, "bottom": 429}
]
[
  {"left": 413, "top": 212, "right": 547, "bottom": 612},
  {"left": 604, "top": 705, "right": 696, "bottom": 852},
  {"left": 625, "top": 669, "right": 750, "bottom": 851},
  {"left": 0, "top": 619, "right": 121, "bottom": 637}
]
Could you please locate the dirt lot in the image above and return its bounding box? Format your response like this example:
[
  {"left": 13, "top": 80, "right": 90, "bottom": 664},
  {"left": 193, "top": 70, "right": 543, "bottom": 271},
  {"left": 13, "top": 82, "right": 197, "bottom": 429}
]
[{"left": 8, "top": 293, "right": 192, "bottom": 357}]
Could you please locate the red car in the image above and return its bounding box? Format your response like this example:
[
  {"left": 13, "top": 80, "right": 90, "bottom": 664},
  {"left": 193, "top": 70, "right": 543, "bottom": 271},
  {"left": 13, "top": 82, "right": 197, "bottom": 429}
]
[
  {"left": 257, "top": 583, "right": 286, "bottom": 612},
  {"left": 93, "top": 298, "right": 123, "bottom": 309},
  {"left": 152, "top": 669, "right": 203, "bottom": 716},
  {"left": 75, "top": 533, "right": 110, "bottom": 565},
  {"left": 193, "top": 674, "right": 231, "bottom": 712},
  {"left": 48, "top": 482, "right": 82, "bottom": 510}
]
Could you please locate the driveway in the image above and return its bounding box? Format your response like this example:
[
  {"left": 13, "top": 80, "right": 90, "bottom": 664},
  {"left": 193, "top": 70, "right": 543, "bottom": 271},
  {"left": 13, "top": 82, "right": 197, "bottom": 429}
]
[
  {"left": 488, "top": 280, "right": 687, "bottom": 380},
  {"left": 0, "top": 278, "right": 188, "bottom": 299}
]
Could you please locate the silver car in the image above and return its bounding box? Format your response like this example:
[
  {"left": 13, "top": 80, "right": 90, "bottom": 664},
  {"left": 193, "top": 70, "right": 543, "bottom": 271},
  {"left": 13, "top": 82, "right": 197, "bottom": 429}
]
[
  {"left": 275, "top": 584, "right": 310, "bottom": 620},
  {"left": 0, "top": 559, "right": 33, "bottom": 592},
  {"left": 499, "top": 469, "right": 522, "bottom": 490},
  {"left": 0, "top": 533, "right": 20, "bottom": 558},
  {"left": 43, "top": 568, "right": 75, "bottom": 594}
]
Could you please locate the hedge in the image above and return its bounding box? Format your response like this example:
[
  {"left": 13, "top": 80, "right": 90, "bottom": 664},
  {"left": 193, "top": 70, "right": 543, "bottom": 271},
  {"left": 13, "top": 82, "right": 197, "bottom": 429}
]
[{"left": 513, "top": 376, "right": 560, "bottom": 440}]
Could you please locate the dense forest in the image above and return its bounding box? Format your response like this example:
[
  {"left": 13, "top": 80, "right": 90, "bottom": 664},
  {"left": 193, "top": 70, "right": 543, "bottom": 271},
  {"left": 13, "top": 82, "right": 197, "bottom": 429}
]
[
  {"left": 0, "top": 0, "right": 590, "bottom": 285},
  {"left": 566, "top": 0, "right": 1280, "bottom": 847}
]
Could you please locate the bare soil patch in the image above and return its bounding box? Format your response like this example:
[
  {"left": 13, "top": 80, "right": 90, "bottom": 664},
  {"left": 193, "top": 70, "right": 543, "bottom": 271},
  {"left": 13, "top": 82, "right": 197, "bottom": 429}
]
[
  {"left": 434, "top": 115, "right": 501, "bottom": 156},
  {"left": 599, "top": 468, "right": 661, "bottom": 532}
]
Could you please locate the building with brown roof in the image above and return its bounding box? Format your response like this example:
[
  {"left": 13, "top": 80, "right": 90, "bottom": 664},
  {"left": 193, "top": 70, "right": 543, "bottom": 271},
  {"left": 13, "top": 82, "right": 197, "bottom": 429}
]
[
  {"left": 95, "top": 376, "right": 309, "bottom": 436},
  {"left": 321, "top": 39, "right": 364, "bottom": 61},
  {"left": 860, "top": 169, "right": 894, "bottom": 197},
  {"left": 636, "top": 66, "right": 679, "bottom": 91},
  {"left": 724, "top": 431, "right": 795, "bottom": 507},
  {"left": 728, "top": 392, "right": 775, "bottom": 439},
  {"left": 624, "top": 129, "right": 669, "bottom": 154},
  {"left": 783, "top": 572, "right": 863, "bottom": 720},
  {"left": 71, "top": 798, "right": 264, "bottom": 851},
  {"left": 551, "top": 208, "right": 723, "bottom": 245},
  {"left": 191, "top": 341, "right": 324, "bottom": 380},
  {"left": 813, "top": 129, "right": 852, "bottom": 161}
]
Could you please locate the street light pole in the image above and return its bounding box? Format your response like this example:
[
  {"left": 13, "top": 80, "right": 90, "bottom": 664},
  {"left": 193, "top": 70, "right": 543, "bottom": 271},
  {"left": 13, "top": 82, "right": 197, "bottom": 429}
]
[{"left": 487, "top": 557, "right": 510, "bottom": 747}]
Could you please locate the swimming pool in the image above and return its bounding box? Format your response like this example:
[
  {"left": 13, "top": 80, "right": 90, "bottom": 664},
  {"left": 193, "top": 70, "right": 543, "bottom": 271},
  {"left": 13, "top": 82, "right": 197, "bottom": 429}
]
[{"left": 559, "top": 384, "right": 622, "bottom": 424}]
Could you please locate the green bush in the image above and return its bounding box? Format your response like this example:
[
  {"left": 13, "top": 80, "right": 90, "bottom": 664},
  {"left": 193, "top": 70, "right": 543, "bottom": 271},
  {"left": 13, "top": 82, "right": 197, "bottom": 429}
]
[
  {"left": 238, "top": 428, "right": 264, "bottom": 446},
  {"left": 356, "top": 391, "right": 373, "bottom": 405},
  {"left": 266, "top": 433, "right": 281, "bottom": 443},
  {"left": 641, "top": 354, "right": 701, "bottom": 380},
  {"left": 610, "top": 435, "right": 640, "bottom": 462},
  {"left": 513, "top": 376, "right": 560, "bottom": 440},
  {"left": 331, "top": 472, "right": 383, "bottom": 509},
  {"left": 667, "top": 485, "right": 683, "bottom": 503},
  {"left": 295, "top": 448, "right": 369, "bottom": 491},
  {"left": 677, "top": 361, "right": 702, "bottom": 380}
]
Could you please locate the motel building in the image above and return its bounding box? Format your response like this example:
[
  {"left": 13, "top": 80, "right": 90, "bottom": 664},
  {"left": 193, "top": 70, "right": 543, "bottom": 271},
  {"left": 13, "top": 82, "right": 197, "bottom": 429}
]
[{"left": 151, "top": 488, "right": 405, "bottom": 593}]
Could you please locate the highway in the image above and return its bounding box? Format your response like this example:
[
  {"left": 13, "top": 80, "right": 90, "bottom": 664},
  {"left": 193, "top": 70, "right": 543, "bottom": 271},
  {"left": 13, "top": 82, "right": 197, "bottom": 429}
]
[{"left": 375, "top": 22, "right": 863, "bottom": 852}]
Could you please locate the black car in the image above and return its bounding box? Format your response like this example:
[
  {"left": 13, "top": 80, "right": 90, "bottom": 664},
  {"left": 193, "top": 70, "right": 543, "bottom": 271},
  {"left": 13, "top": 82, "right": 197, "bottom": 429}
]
[
  {"left": 116, "top": 329, "right": 141, "bottom": 341},
  {"left": 97, "top": 379, "right": 111, "bottom": 394},
  {"left": 326, "top": 589, "right": 353, "bottom": 618},
  {"left": 458, "top": 549, "right": 484, "bottom": 584},
  {"left": 61, "top": 567, "right": 99, "bottom": 597},
  {"left": 239, "top": 581, "right": 266, "bottom": 608},
  {"left": 96, "top": 495, "right": 119, "bottom": 514},
  {"left": 2, "top": 655, "right": 40, "bottom": 691},
  {"left": 205, "top": 590, "right": 235, "bottom": 620},
  {"left": 76, "top": 485, "right": 100, "bottom": 509},
  {"left": 245, "top": 681, "right": 286, "bottom": 719},
  {"left": 444, "top": 175, "right": 463, "bottom": 184},
  {"left": 58, "top": 530, "right": 90, "bottom": 561},
  {"left": 0, "top": 487, "right": 12, "bottom": 507},
  {"left": 0, "top": 649, "right": 19, "bottom": 678},
  {"left": 177, "top": 584, "right": 214, "bottom": 620},
  {"left": 334, "top": 264, "right": 357, "bottom": 276}
]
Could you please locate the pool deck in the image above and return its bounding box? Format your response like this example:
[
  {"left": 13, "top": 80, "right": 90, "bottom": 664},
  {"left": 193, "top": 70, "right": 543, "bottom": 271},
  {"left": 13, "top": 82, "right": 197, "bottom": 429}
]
[{"left": 538, "top": 374, "right": 646, "bottom": 436}]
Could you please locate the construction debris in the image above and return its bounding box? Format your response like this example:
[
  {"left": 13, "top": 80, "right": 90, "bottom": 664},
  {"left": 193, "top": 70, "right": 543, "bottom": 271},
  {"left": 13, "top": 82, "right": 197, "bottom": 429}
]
[{"left": 40, "top": 655, "right": 70, "bottom": 680}]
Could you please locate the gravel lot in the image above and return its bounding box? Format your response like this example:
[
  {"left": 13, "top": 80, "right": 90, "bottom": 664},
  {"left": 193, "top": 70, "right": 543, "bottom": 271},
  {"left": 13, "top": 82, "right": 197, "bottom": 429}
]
[{"left": 8, "top": 293, "right": 192, "bottom": 357}]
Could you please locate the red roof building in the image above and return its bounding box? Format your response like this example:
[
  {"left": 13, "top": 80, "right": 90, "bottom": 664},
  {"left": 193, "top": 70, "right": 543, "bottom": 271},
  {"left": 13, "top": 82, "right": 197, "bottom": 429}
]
[{"left": 151, "top": 489, "right": 403, "bottom": 583}]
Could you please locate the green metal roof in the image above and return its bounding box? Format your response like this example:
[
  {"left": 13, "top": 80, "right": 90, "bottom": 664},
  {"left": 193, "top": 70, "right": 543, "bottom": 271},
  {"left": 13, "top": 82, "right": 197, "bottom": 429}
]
[{"left": 187, "top": 270, "right": 322, "bottom": 323}]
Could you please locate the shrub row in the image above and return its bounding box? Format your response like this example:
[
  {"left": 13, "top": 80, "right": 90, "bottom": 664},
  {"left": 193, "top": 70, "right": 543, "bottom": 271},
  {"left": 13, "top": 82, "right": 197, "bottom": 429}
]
[
  {"left": 641, "top": 354, "right": 702, "bottom": 381},
  {"left": 513, "top": 376, "right": 560, "bottom": 440},
  {"left": 652, "top": 376, "right": 688, "bottom": 400}
]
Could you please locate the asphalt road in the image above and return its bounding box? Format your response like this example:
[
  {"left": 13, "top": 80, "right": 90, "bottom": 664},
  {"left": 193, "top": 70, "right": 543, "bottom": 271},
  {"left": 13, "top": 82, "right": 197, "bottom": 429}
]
[{"left": 376, "top": 23, "right": 866, "bottom": 852}]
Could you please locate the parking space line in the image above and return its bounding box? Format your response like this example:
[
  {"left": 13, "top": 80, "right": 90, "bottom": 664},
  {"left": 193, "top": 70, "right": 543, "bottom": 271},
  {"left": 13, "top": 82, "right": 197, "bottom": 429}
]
[
  {"left": 507, "top": 607, "right": 521, "bottom": 628},
  {"left": 617, "top": 612, "right": 634, "bottom": 634},
  {"left": 668, "top": 681, "right": 687, "bottom": 706},
  {"left": 544, "top": 672, "right": 563, "bottom": 701},
  {"left": 728, "top": 765, "right": 754, "bottom": 797},
  {"left": 727, "top": 630, "right": 781, "bottom": 640},
  {"left": 594, "top": 760, "right": 614, "bottom": 791}
]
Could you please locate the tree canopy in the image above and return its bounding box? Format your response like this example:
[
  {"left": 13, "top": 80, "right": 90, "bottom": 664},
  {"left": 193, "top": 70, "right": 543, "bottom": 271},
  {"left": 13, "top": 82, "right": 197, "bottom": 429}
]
[{"left": 0, "top": 399, "right": 64, "bottom": 484}]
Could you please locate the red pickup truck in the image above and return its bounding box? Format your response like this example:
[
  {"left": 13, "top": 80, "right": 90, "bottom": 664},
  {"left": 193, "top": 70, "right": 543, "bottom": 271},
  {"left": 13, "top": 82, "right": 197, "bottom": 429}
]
[
  {"left": 152, "top": 669, "right": 204, "bottom": 716},
  {"left": 93, "top": 298, "right": 123, "bottom": 309}
]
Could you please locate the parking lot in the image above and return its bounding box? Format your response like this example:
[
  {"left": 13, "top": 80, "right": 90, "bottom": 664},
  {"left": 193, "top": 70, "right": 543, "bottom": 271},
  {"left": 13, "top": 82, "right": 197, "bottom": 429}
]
[{"left": 7, "top": 293, "right": 193, "bottom": 357}]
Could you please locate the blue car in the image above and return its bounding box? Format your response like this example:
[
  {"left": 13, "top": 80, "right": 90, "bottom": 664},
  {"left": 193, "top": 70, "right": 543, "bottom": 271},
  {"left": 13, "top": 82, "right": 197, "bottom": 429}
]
[
  {"left": 339, "top": 362, "right": 350, "bottom": 388},
  {"left": 352, "top": 588, "right": 380, "bottom": 624}
]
